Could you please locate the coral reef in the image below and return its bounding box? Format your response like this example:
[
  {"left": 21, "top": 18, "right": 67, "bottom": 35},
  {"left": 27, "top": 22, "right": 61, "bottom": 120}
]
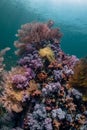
[{"left": 0, "top": 21, "right": 87, "bottom": 130}]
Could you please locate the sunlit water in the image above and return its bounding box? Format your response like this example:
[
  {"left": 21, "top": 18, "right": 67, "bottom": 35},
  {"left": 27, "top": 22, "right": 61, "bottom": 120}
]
[{"left": 0, "top": 0, "right": 87, "bottom": 68}]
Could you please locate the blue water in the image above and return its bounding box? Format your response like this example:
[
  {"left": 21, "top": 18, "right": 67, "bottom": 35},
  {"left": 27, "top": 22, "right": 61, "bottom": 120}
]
[{"left": 0, "top": 0, "right": 87, "bottom": 68}]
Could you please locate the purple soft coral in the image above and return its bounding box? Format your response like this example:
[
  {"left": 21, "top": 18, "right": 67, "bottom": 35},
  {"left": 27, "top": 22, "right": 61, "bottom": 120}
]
[{"left": 12, "top": 75, "right": 27, "bottom": 84}]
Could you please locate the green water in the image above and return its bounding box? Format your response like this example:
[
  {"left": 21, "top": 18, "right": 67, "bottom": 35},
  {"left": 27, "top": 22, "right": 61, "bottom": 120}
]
[{"left": 0, "top": 0, "right": 87, "bottom": 68}]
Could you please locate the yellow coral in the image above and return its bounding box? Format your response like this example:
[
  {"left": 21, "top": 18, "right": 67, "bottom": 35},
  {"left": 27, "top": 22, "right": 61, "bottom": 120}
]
[{"left": 39, "top": 46, "right": 55, "bottom": 62}]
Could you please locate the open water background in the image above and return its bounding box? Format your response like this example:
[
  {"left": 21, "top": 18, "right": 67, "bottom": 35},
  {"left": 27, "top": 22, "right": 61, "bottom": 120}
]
[{"left": 0, "top": 0, "right": 87, "bottom": 68}]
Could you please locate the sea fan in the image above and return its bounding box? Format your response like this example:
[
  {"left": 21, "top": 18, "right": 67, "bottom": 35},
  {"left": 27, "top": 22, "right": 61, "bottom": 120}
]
[
  {"left": 69, "top": 57, "right": 87, "bottom": 100},
  {"left": 14, "top": 21, "right": 62, "bottom": 55}
]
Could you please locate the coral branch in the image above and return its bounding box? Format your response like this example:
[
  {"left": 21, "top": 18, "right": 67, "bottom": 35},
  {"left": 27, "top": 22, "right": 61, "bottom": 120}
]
[{"left": 0, "top": 47, "right": 10, "bottom": 73}]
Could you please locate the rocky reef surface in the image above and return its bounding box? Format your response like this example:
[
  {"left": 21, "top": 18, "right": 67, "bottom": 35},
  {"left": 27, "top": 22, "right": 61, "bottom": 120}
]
[{"left": 0, "top": 21, "right": 87, "bottom": 130}]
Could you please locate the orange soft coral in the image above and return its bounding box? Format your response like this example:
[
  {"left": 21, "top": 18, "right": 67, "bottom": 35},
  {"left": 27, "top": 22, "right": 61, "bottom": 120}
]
[
  {"left": 32, "top": 90, "right": 42, "bottom": 96},
  {"left": 48, "top": 60, "right": 63, "bottom": 69},
  {"left": 37, "top": 71, "right": 48, "bottom": 81}
]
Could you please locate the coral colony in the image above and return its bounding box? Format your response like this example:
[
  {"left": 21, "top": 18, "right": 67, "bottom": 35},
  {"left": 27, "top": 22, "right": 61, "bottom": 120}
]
[{"left": 0, "top": 21, "right": 87, "bottom": 130}]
